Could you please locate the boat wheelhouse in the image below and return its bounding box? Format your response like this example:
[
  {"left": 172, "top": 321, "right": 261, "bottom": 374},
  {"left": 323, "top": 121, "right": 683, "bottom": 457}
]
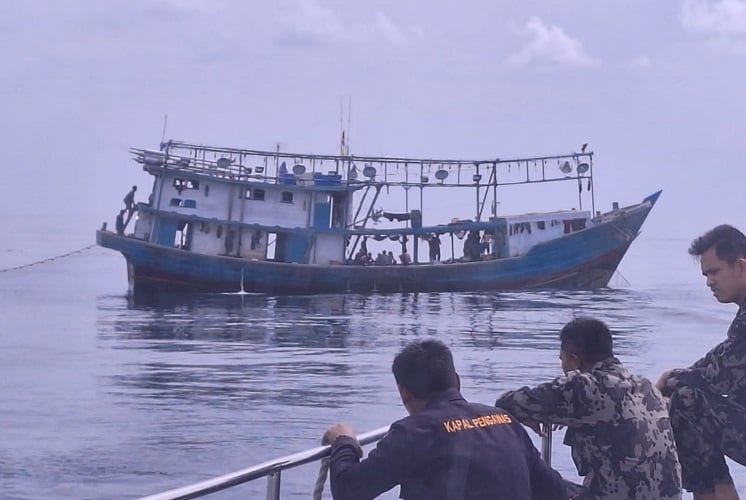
[{"left": 97, "top": 140, "right": 660, "bottom": 294}]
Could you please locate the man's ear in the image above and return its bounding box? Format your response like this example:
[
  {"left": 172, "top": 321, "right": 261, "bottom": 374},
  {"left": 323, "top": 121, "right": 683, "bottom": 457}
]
[
  {"left": 736, "top": 258, "right": 746, "bottom": 275},
  {"left": 397, "top": 384, "right": 414, "bottom": 406}
]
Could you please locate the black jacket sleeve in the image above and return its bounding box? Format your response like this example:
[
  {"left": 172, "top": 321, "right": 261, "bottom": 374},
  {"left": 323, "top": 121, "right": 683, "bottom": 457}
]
[
  {"left": 329, "top": 427, "right": 411, "bottom": 500},
  {"left": 516, "top": 424, "right": 569, "bottom": 500}
]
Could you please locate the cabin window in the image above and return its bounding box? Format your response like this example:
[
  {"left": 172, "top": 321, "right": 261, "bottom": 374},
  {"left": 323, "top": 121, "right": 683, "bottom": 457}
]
[
  {"left": 281, "top": 191, "right": 293, "bottom": 203},
  {"left": 183, "top": 200, "right": 197, "bottom": 209},
  {"left": 239, "top": 187, "right": 266, "bottom": 200},
  {"left": 217, "top": 225, "right": 223, "bottom": 238},
  {"left": 571, "top": 219, "right": 586, "bottom": 231},
  {"left": 169, "top": 198, "right": 182, "bottom": 206},
  {"left": 537, "top": 221, "right": 546, "bottom": 230},
  {"left": 173, "top": 178, "right": 199, "bottom": 190}
]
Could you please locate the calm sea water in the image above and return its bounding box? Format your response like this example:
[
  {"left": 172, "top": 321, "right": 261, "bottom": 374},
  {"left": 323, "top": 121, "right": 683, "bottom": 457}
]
[{"left": 1, "top": 236, "right": 744, "bottom": 499}]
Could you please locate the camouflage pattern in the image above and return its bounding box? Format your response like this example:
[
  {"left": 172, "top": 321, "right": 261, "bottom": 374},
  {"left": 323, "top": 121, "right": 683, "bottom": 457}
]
[
  {"left": 662, "top": 303, "right": 746, "bottom": 492},
  {"left": 496, "top": 357, "right": 681, "bottom": 500}
]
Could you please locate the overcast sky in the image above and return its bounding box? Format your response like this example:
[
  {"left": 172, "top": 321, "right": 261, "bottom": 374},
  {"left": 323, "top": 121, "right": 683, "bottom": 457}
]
[{"left": 2, "top": 0, "right": 745, "bottom": 264}]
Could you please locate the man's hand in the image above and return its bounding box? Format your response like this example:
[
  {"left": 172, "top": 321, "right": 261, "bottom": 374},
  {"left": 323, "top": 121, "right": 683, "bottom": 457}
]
[
  {"left": 655, "top": 369, "right": 673, "bottom": 392},
  {"left": 524, "top": 420, "right": 545, "bottom": 436},
  {"left": 323, "top": 423, "right": 356, "bottom": 445}
]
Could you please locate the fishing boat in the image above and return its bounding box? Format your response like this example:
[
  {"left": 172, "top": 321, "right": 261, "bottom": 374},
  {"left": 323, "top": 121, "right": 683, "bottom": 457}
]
[{"left": 96, "top": 138, "right": 660, "bottom": 295}]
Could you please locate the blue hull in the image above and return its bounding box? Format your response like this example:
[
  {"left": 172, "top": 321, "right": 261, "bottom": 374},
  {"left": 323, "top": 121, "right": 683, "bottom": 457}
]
[{"left": 97, "top": 192, "right": 659, "bottom": 295}]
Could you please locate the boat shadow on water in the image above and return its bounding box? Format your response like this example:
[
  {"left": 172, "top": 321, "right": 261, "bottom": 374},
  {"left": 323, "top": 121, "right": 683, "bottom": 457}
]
[
  {"left": 98, "top": 287, "right": 654, "bottom": 353},
  {"left": 93, "top": 287, "right": 657, "bottom": 412}
]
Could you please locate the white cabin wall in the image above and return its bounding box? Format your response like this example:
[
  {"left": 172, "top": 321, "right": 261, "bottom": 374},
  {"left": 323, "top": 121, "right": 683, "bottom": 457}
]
[
  {"left": 190, "top": 223, "right": 224, "bottom": 255},
  {"left": 155, "top": 175, "right": 310, "bottom": 228},
  {"left": 312, "top": 233, "right": 344, "bottom": 264},
  {"left": 239, "top": 188, "right": 309, "bottom": 227},
  {"left": 507, "top": 222, "right": 565, "bottom": 256},
  {"left": 506, "top": 214, "right": 589, "bottom": 257},
  {"left": 133, "top": 213, "right": 153, "bottom": 239},
  {"left": 156, "top": 176, "right": 216, "bottom": 216},
  {"left": 237, "top": 228, "right": 267, "bottom": 259}
]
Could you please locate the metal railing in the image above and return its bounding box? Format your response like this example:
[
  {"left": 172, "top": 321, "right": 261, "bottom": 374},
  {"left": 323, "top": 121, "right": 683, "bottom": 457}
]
[
  {"left": 138, "top": 425, "right": 553, "bottom": 500},
  {"left": 138, "top": 426, "right": 390, "bottom": 500}
]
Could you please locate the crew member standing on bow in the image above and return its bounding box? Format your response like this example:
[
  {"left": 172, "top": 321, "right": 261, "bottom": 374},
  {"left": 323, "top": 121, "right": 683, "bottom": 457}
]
[
  {"left": 657, "top": 224, "right": 746, "bottom": 500},
  {"left": 123, "top": 185, "right": 137, "bottom": 219},
  {"left": 323, "top": 339, "right": 568, "bottom": 500}
]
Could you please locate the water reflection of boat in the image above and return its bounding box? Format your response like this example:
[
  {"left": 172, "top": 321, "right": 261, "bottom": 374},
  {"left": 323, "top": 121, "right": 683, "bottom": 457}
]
[
  {"left": 97, "top": 140, "right": 659, "bottom": 294},
  {"left": 110, "top": 293, "right": 353, "bottom": 347}
]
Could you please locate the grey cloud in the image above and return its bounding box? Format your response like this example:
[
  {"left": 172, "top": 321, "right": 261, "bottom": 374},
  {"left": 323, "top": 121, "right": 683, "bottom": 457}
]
[{"left": 505, "top": 17, "right": 599, "bottom": 68}]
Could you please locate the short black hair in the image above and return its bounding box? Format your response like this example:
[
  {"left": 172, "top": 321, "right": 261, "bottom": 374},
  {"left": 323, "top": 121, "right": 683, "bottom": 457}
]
[
  {"left": 392, "top": 339, "right": 458, "bottom": 399},
  {"left": 689, "top": 224, "right": 746, "bottom": 264},
  {"left": 559, "top": 317, "right": 613, "bottom": 363}
]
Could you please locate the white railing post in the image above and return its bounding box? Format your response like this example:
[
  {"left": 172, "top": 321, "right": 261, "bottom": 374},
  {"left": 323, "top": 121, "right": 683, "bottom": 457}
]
[
  {"left": 541, "top": 422, "right": 553, "bottom": 466},
  {"left": 266, "top": 470, "right": 281, "bottom": 500}
]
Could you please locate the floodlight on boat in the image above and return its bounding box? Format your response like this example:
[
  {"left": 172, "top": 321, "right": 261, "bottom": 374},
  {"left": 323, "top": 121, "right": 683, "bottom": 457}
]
[
  {"left": 292, "top": 164, "right": 306, "bottom": 175},
  {"left": 421, "top": 176, "right": 429, "bottom": 183},
  {"left": 435, "top": 169, "right": 449, "bottom": 183},
  {"left": 363, "top": 164, "right": 377, "bottom": 179},
  {"left": 255, "top": 166, "right": 264, "bottom": 173},
  {"left": 217, "top": 157, "right": 232, "bottom": 169},
  {"left": 560, "top": 161, "right": 572, "bottom": 174},
  {"left": 576, "top": 162, "right": 590, "bottom": 174},
  {"left": 472, "top": 174, "right": 482, "bottom": 183}
]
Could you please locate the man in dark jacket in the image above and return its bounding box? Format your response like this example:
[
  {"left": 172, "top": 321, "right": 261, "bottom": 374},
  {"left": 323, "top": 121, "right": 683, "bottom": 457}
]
[
  {"left": 657, "top": 224, "right": 746, "bottom": 500},
  {"left": 496, "top": 317, "right": 681, "bottom": 500},
  {"left": 323, "top": 339, "right": 568, "bottom": 500}
]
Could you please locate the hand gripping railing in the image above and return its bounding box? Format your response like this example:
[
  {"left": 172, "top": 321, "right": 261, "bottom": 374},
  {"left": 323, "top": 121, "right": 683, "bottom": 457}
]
[{"left": 138, "top": 424, "right": 554, "bottom": 500}]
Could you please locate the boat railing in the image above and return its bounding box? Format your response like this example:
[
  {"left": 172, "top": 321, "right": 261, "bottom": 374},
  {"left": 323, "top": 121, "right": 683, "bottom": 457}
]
[
  {"left": 149, "top": 141, "right": 595, "bottom": 192},
  {"left": 137, "top": 425, "right": 554, "bottom": 500},
  {"left": 137, "top": 425, "right": 390, "bottom": 500}
]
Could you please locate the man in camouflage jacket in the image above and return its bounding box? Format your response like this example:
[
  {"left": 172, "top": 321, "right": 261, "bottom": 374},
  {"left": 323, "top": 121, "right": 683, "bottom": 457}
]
[
  {"left": 496, "top": 317, "right": 681, "bottom": 500},
  {"left": 657, "top": 225, "right": 746, "bottom": 500}
]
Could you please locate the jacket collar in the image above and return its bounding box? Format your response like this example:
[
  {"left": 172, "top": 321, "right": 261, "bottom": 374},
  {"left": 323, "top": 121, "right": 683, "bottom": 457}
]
[{"left": 426, "top": 388, "right": 465, "bottom": 407}]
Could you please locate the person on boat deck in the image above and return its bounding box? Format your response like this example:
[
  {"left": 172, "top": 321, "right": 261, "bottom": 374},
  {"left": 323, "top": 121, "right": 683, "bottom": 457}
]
[
  {"left": 354, "top": 248, "right": 368, "bottom": 265},
  {"left": 464, "top": 230, "right": 481, "bottom": 261},
  {"left": 375, "top": 252, "right": 386, "bottom": 265},
  {"left": 387, "top": 251, "right": 396, "bottom": 265},
  {"left": 324, "top": 339, "right": 569, "bottom": 500},
  {"left": 495, "top": 317, "right": 682, "bottom": 500},
  {"left": 123, "top": 185, "right": 137, "bottom": 217},
  {"left": 656, "top": 224, "right": 746, "bottom": 500},
  {"left": 399, "top": 248, "right": 412, "bottom": 265},
  {"left": 428, "top": 234, "right": 441, "bottom": 262},
  {"left": 115, "top": 209, "right": 126, "bottom": 236}
]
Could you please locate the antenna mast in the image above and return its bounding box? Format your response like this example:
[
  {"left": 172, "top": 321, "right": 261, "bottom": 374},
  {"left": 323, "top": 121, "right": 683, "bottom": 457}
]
[{"left": 160, "top": 114, "right": 168, "bottom": 147}]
